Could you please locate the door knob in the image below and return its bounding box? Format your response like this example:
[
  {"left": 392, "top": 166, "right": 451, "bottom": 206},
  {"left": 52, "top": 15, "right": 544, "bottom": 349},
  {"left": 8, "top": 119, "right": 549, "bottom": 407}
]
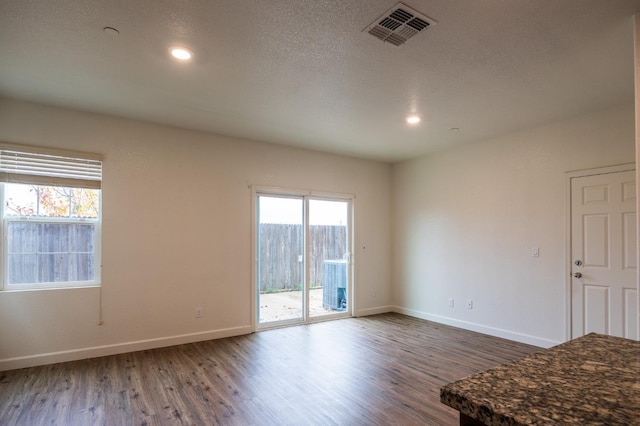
[{"left": 573, "top": 272, "right": 582, "bottom": 278}]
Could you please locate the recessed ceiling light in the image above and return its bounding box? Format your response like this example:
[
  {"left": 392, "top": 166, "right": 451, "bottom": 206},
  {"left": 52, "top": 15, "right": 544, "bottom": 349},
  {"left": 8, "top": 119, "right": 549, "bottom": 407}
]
[
  {"left": 169, "top": 46, "right": 193, "bottom": 61},
  {"left": 406, "top": 115, "right": 421, "bottom": 125},
  {"left": 450, "top": 127, "right": 459, "bottom": 132}
]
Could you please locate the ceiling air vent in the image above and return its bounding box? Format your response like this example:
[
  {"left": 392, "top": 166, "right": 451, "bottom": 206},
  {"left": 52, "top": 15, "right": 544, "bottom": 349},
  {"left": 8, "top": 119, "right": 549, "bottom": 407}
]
[{"left": 364, "top": 2, "right": 436, "bottom": 47}]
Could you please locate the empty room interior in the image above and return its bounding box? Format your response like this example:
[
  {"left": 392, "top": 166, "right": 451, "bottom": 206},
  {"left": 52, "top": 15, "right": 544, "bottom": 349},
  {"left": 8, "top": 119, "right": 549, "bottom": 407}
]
[{"left": 1, "top": 1, "right": 639, "bottom": 425}]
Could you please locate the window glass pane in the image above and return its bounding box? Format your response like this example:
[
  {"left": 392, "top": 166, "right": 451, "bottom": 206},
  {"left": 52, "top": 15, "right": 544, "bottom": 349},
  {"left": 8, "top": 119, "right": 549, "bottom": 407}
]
[
  {"left": 69, "top": 253, "right": 95, "bottom": 281},
  {"left": 38, "top": 253, "right": 69, "bottom": 282},
  {"left": 69, "top": 224, "right": 95, "bottom": 252},
  {"left": 4, "top": 184, "right": 37, "bottom": 216},
  {"left": 7, "top": 254, "right": 38, "bottom": 284},
  {"left": 7, "top": 222, "right": 96, "bottom": 285},
  {"left": 7, "top": 222, "right": 37, "bottom": 253},
  {"left": 38, "top": 223, "right": 69, "bottom": 253},
  {"left": 3, "top": 184, "right": 99, "bottom": 218},
  {"left": 71, "top": 188, "right": 99, "bottom": 218},
  {"left": 38, "top": 186, "right": 71, "bottom": 217},
  {"left": 309, "top": 199, "right": 348, "bottom": 226}
]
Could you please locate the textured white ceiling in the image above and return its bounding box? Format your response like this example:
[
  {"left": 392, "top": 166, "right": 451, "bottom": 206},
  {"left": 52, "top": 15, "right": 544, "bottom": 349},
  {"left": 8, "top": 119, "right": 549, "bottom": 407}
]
[{"left": 1, "top": 0, "right": 639, "bottom": 162}]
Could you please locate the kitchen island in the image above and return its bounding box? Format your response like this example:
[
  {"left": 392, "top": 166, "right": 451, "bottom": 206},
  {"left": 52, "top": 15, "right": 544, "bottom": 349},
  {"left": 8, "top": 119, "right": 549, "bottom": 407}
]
[{"left": 440, "top": 333, "right": 639, "bottom": 425}]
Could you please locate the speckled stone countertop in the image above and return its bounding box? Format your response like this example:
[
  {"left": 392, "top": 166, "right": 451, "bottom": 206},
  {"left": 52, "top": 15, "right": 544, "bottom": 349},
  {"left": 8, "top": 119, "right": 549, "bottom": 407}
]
[{"left": 440, "top": 333, "right": 639, "bottom": 425}]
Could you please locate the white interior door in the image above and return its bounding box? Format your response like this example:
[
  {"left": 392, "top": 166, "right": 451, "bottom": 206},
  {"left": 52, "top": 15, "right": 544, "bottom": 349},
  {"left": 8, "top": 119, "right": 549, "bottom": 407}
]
[{"left": 571, "top": 170, "right": 638, "bottom": 339}]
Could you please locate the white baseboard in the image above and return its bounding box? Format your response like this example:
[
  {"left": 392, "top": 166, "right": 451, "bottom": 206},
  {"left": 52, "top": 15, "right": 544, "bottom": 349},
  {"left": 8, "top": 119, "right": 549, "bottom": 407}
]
[
  {"left": 354, "top": 305, "right": 394, "bottom": 317},
  {"left": 0, "top": 325, "right": 253, "bottom": 371},
  {"left": 1, "top": 308, "right": 562, "bottom": 371},
  {"left": 392, "top": 306, "right": 562, "bottom": 348}
]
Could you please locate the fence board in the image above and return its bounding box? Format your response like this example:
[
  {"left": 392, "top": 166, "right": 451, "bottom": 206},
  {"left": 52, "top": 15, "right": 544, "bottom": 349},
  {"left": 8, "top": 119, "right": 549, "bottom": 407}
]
[
  {"left": 258, "top": 224, "right": 346, "bottom": 292},
  {"left": 7, "top": 222, "right": 95, "bottom": 284}
]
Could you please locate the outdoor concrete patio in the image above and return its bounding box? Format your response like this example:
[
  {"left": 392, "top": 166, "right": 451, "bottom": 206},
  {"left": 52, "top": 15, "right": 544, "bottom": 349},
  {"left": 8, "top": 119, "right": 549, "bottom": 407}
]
[{"left": 259, "top": 288, "right": 344, "bottom": 323}]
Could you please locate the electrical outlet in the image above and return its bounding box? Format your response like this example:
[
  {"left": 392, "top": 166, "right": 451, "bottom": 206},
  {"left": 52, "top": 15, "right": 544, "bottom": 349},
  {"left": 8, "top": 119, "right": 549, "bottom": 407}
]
[
  {"left": 466, "top": 299, "right": 473, "bottom": 309},
  {"left": 372, "top": 290, "right": 377, "bottom": 298},
  {"left": 449, "top": 298, "right": 454, "bottom": 308},
  {"left": 195, "top": 307, "right": 202, "bottom": 318}
]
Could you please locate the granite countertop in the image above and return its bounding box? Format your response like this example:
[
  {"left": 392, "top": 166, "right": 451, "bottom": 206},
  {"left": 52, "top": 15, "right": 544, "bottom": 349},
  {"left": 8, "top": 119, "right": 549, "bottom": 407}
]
[{"left": 440, "top": 333, "right": 640, "bottom": 425}]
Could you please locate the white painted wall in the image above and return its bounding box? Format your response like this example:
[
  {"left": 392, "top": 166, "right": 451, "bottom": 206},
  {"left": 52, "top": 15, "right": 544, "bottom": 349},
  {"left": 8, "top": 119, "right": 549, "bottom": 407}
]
[
  {"left": 0, "top": 98, "right": 392, "bottom": 370},
  {"left": 634, "top": 13, "right": 640, "bottom": 339},
  {"left": 0, "top": 97, "right": 635, "bottom": 369},
  {"left": 392, "top": 104, "right": 636, "bottom": 348}
]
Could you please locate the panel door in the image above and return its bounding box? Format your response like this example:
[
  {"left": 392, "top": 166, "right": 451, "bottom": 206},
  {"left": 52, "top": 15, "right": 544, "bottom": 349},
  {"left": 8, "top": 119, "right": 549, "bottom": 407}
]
[{"left": 571, "top": 170, "right": 637, "bottom": 339}]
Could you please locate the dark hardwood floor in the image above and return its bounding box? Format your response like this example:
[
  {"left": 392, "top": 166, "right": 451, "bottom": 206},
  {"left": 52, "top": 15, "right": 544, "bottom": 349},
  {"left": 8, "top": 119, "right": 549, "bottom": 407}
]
[{"left": 0, "top": 313, "right": 540, "bottom": 426}]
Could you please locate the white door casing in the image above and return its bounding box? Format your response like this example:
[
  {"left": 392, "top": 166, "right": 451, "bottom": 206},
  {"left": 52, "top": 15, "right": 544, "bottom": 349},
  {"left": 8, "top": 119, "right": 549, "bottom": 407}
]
[
  {"left": 570, "top": 169, "right": 638, "bottom": 339},
  {"left": 250, "top": 186, "right": 354, "bottom": 331}
]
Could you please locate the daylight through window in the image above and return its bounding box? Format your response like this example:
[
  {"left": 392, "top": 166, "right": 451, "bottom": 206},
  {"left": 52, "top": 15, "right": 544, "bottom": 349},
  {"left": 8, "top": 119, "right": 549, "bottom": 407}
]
[{"left": 0, "top": 146, "right": 102, "bottom": 290}]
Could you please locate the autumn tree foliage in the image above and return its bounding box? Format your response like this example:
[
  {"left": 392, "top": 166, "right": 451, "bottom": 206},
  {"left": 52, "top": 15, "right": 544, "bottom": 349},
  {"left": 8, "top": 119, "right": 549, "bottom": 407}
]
[{"left": 4, "top": 184, "right": 99, "bottom": 218}]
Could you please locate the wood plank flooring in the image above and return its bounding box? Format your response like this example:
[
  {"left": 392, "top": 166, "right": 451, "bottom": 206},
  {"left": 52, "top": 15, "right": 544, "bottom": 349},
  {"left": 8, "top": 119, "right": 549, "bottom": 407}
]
[{"left": 0, "top": 313, "right": 541, "bottom": 425}]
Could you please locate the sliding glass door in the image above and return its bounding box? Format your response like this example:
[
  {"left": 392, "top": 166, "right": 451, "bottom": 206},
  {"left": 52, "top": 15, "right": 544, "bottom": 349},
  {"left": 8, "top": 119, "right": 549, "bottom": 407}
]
[
  {"left": 308, "top": 199, "right": 349, "bottom": 318},
  {"left": 255, "top": 192, "right": 351, "bottom": 328},
  {"left": 256, "top": 195, "right": 304, "bottom": 324}
]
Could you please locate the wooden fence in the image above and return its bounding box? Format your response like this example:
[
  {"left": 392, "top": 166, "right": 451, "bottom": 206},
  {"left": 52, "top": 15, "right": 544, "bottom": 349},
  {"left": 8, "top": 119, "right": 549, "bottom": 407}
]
[
  {"left": 7, "top": 222, "right": 96, "bottom": 284},
  {"left": 258, "top": 224, "right": 347, "bottom": 292}
]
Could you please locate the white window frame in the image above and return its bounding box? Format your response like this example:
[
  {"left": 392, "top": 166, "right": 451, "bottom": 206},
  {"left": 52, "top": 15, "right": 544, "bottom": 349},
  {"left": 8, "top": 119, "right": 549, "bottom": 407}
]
[{"left": 0, "top": 143, "right": 102, "bottom": 291}]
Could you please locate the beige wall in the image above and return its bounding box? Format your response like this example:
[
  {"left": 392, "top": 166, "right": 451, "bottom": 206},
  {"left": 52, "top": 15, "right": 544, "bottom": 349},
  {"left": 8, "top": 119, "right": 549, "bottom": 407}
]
[
  {"left": 392, "top": 104, "right": 636, "bottom": 347},
  {"left": 0, "top": 98, "right": 392, "bottom": 369},
  {"left": 635, "top": 13, "right": 640, "bottom": 338},
  {"left": 0, "top": 96, "right": 636, "bottom": 369}
]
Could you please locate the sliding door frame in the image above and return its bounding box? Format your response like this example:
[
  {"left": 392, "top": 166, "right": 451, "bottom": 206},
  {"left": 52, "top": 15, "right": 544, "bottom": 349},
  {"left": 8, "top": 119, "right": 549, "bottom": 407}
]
[{"left": 250, "top": 185, "right": 355, "bottom": 331}]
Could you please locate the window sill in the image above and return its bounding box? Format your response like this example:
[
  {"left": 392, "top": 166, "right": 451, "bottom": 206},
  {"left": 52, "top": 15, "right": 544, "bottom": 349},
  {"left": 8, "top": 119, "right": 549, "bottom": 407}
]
[{"left": 0, "top": 284, "right": 101, "bottom": 293}]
